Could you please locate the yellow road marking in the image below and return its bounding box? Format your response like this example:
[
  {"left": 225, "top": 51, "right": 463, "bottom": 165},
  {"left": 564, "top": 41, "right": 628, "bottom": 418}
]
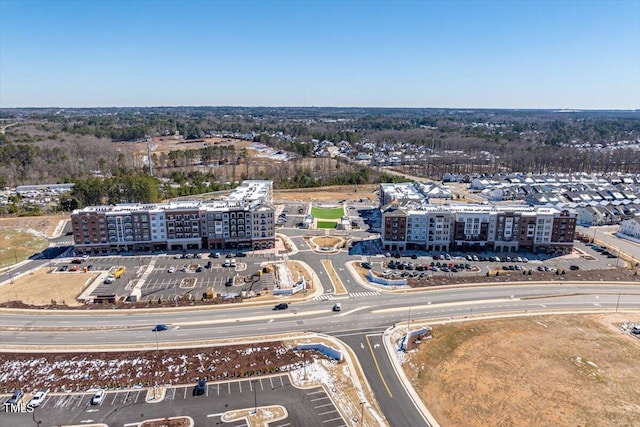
[{"left": 366, "top": 335, "right": 393, "bottom": 398}]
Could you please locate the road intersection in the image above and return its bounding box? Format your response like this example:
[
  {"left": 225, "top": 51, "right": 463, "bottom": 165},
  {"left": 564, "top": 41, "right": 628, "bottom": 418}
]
[{"left": 2, "top": 219, "right": 640, "bottom": 426}]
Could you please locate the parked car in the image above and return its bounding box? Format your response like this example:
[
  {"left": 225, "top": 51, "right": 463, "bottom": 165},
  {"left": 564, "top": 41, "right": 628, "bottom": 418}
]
[
  {"left": 196, "top": 266, "right": 203, "bottom": 272},
  {"left": 212, "top": 252, "right": 221, "bottom": 258},
  {"left": 71, "top": 258, "right": 83, "bottom": 264},
  {"left": 205, "top": 261, "right": 212, "bottom": 269},
  {"left": 569, "top": 265, "right": 580, "bottom": 270},
  {"left": 273, "top": 303, "right": 289, "bottom": 310},
  {"left": 226, "top": 253, "right": 235, "bottom": 258},
  {"left": 152, "top": 324, "right": 168, "bottom": 332},
  {"left": 7, "top": 389, "right": 24, "bottom": 405},
  {"left": 332, "top": 303, "right": 342, "bottom": 312},
  {"left": 91, "top": 389, "right": 105, "bottom": 405},
  {"left": 236, "top": 252, "right": 247, "bottom": 257},
  {"left": 168, "top": 266, "right": 176, "bottom": 273},
  {"left": 59, "top": 265, "right": 68, "bottom": 271},
  {"left": 194, "top": 379, "right": 207, "bottom": 396},
  {"left": 29, "top": 388, "right": 49, "bottom": 407},
  {"left": 361, "top": 262, "right": 371, "bottom": 269}
]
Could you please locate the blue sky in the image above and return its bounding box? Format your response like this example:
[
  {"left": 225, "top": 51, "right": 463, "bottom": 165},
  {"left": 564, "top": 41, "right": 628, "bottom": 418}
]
[{"left": 1, "top": 0, "right": 638, "bottom": 109}]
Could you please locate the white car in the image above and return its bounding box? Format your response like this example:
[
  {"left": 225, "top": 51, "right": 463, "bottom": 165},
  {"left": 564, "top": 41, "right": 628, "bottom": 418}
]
[
  {"left": 29, "top": 388, "right": 49, "bottom": 407},
  {"left": 91, "top": 389, "right": 105, "bottom": 405},
  {"left": 167, "top": 266, "right": 175, "bottom": 273}
]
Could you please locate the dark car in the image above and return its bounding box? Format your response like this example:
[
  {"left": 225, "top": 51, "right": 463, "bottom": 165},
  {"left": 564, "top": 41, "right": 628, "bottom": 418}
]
[
  {"left": 152, "top": 324, "right": 168, "bottom": 332},
  {"left": 273, "top": 303, "right": 289, "bottom": 310},
  {"left": 6, "top": 389, "right": 23, "bottom": 405},
  {"left": 226, "top": 253, "right": 235, "bottom": 258},
  {"left": 60, "top": 265, "right": 68, "bottom": 271},
  {"left": 361, "top": 262, "right": 371, "bottom": 269},
  {"left": 411, "top": 253, "right": 418, "bottom": 259},
  {"left": 236, "top": 252, "right": 247, "bottom": 257},
  {"left": 194, "top": 379, "right": 206, "bottom": 396},
  {"left": 569, "top": 265, "right": 580, "bottom": 270},
  {"left": 195, "top": 266, "right": 203, "bottom": 272},
  {"left": 205, "top": 261, "right": 212, "bottom": 269}
]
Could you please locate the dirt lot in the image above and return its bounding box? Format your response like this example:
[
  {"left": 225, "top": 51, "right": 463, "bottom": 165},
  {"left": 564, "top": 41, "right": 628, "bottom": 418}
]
[
  {"left": 0, "top": 214, "right": 66, "bottom": 268},
  {"left": 274, "top": 184, "right": 379, "bottom": 203},
  {"left": 404, "top": 314, "right": 640, "bottom": 427},
  {"left": 0, "top": 268, "right": 96, "bottom": 306}
]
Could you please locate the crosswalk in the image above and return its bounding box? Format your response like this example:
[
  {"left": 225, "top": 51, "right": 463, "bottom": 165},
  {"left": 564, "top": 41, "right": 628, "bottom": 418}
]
[{"left": 314, "top": 291, "right": 381, "bottom": 301}]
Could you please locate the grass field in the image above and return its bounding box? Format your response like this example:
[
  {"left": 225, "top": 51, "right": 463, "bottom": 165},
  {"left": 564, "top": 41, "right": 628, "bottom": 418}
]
[
  {"left": 316, "top": 221, "right": 337, "bottom": 229},
  {"left": 0, "top": 230, "right": 49, "bottom": 269},
  {"left": 311, "top": 206, "right": 344, "bottom": 219}
]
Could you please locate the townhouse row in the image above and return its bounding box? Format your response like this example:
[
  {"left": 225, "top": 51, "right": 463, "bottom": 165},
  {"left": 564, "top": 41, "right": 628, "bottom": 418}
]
[
  {"left": 381, "top": 202, "right": 576, "bottom": 254},
  {"left": 71, "top": 181, "right": 275, "bottom": 254}
]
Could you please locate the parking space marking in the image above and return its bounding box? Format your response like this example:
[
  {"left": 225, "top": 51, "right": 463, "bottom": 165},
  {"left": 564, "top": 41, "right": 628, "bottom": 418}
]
[
  {"left": 310, "top": 396, "right": 330, "bottom": 402},
  {"left": 183, "top": 386, "right": 187, "bottom": 399},
  {"left": 306, "top": 390, "right": 325, "bottom": 396},
  {"left": 269, "top": 377, "right": 274, "bottom": 389},
  {"left": 322, "top": 417, "right": 343, "bottom": 423},
  {"left": 239, "top": 381, "right": 243, "bottom": 393},
  {"left": 215, "top": 383, "right": 220, "bottom": 396},
  {"left": 75, "top": 395, "right": 87, "bottom": 408},
  {"left": 319, "top": 409, "right": 339, "bottom": 416},
  {"left": 171, "top": 387, "right": 177, "bottom": 400},
  {"left": 228, "top": 382, "right": 231, "bottom": 394},
  {"left": 258, "top": 378, "right": 264, "bottom": 391},
  {"left": 315, "top": 403, "right": 334, "bottom": 409}
]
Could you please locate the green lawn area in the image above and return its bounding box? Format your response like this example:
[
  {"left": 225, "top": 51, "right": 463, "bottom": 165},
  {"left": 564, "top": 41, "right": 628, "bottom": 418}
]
[
  {"left": 316, "top": 221, "right": 337, "bottom": 229},
  {"left": 311, "top": 206, "right": 344, "bottom": 219}
]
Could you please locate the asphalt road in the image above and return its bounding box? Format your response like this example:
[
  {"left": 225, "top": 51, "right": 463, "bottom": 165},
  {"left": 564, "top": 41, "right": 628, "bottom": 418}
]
[{"left": 3, "top": 216, "right": 640, "bottom": 427}]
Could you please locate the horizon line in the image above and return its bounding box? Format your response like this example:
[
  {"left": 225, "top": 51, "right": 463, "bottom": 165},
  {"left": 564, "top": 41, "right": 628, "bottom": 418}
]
[{"left": 1, "top": 105, "right": 639, "bottom": 112}]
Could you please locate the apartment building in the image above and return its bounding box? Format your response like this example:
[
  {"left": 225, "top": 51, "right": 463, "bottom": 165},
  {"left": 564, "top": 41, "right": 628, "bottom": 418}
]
[
  {"left": 381, "top": 202, "right": 576, "bottom": 254},
  {"left": 71, "top": 181, "right": 275, "bottom": 254}
]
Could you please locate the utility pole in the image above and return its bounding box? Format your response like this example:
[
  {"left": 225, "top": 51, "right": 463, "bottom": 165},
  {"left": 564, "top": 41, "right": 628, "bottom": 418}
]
[{"left": 360, "top": 401, "right": 366, "bottom": 425}]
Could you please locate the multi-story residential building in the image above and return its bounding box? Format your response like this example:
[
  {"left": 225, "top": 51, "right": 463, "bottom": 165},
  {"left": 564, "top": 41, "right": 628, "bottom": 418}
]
[
  {"left": 381, "top": 202, "right": 576, "bottom": 254},
  {"left": 71, "top": 181, "right": 275, "bottom": 254}
]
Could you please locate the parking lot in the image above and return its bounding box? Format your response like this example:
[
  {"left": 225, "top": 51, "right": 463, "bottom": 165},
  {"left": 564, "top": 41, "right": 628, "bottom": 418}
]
[
  {"left": 52, "top": 252, "right": 278, "bottom": 303},
  {"left": 1, "top": 375, "right": 347, "bottom": 427},
  {"left": 364, "top": 241, "right": 620, "bottom": 281}
]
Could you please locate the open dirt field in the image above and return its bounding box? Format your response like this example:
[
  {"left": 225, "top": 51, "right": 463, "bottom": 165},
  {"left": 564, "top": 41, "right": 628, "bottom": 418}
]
[
  {"left": 0, "top": 214, "right": 66, "bottom": 268},
  {"left": 404, "top": 314, "right": 640, "bottom": 427},
  {"left": 274, "top": 184, "right": 379, "bottom": 203},
  {"left": 0, "top": 268, "right": 97, "bottom": 306}
]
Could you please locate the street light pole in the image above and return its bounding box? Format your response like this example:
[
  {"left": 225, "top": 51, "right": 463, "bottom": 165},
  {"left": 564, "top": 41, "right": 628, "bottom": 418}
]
[
  {"left": 360, "top": 401, "right": 365, "bottom": 425},
  {"left": 616, "top": 292, "right": 621, "bottom": 313}
]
